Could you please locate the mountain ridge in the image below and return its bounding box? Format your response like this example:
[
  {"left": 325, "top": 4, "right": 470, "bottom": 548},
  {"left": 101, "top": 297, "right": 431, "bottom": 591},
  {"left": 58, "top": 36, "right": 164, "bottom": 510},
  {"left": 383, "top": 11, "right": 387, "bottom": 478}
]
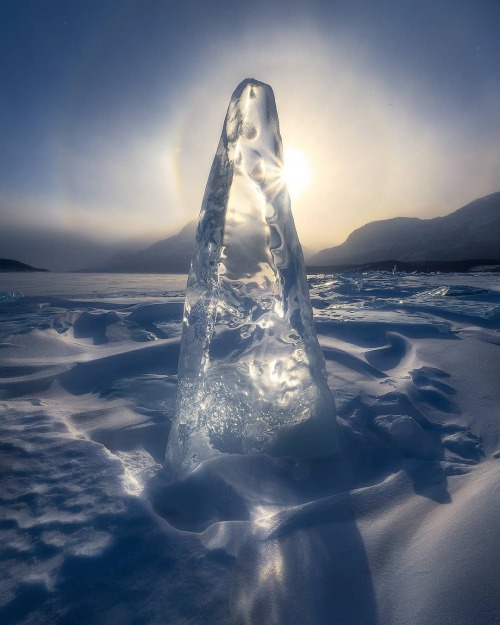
[
  {"left": 84, "top": 191, "right": 500, "bottom": 274},
  {"left": 83, "top": 221, "right": 197, "bottom": 273},
  {"left": 309, "top": 192, "right": 500, "bottom": 266},
  {"left": 0, "top": 258, "right": 49, "bottom": 272}
]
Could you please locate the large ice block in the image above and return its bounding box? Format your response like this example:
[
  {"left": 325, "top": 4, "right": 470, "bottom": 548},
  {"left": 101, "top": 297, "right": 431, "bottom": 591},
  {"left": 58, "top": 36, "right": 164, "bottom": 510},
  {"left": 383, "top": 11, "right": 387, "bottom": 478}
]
[{"left": 166, "top": 78, "right": 338, "bottom": 477}]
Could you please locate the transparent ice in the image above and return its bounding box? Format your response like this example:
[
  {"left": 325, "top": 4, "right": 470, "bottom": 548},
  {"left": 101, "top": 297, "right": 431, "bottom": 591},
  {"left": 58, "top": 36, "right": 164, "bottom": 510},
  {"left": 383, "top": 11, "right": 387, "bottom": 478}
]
[{"left": 166, "top": 78, "right": 338, "bottom": 477}]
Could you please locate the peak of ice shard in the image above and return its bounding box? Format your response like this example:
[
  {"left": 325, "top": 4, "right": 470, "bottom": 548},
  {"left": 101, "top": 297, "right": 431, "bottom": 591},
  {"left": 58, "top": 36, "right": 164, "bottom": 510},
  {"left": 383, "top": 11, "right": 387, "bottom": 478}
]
[{"left": 166, "top": 78, "right": 338, "bottom": 477}]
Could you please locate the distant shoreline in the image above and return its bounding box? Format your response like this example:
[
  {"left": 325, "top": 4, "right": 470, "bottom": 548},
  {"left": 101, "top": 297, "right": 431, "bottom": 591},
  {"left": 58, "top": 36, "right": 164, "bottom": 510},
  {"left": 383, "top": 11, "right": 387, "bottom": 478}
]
[
  {"left": 71, "top": 258, "right": 500, "bottom": 275},
  {"left": 3, "top": 259, "right": 500, "bottom": 275},
  {"left": 306, "top": 259, "right": 500, "bottom": 274}
]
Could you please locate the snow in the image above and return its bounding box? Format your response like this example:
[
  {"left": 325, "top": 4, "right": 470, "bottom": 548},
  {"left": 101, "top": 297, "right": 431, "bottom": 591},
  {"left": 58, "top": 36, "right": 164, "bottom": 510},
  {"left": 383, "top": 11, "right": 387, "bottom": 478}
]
[{"left": 0, "top": 271, "right": 499, "bottom": 625}]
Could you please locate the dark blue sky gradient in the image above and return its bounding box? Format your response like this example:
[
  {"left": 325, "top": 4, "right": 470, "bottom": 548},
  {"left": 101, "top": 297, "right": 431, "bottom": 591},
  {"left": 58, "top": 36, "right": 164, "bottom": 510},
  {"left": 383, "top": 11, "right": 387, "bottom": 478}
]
[{"left": 1, "top": 0, "right": 499, "bottom": 269}]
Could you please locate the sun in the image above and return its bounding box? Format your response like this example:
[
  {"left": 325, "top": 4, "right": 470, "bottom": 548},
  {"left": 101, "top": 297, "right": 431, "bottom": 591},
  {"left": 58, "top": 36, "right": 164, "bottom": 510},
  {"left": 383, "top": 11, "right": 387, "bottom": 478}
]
[{"left": 281, "top": 147, "right": 312, "bottom": 198}]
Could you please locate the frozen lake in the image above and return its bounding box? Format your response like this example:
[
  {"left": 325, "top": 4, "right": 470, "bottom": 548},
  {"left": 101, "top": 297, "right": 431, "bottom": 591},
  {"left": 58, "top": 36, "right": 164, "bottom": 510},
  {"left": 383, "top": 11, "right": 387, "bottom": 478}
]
[
  {"left": 0, "top": 271, "right": 499, "bottom": 625},
  {"left": 0, "top": 272, "right": 189, "bottom": 299}
]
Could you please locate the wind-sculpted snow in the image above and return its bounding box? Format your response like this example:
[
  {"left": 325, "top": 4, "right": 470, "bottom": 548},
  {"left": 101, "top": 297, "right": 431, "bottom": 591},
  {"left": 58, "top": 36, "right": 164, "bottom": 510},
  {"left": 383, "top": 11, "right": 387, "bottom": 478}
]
[
  {"left": 166, "top": 79, "right": 337, "bottom": 477},
  {"left": 308, "top": 273, "right": 500, "bottom": 327},
  {"left": 0, "top": 271, "right": 499, "bottom": 624}
]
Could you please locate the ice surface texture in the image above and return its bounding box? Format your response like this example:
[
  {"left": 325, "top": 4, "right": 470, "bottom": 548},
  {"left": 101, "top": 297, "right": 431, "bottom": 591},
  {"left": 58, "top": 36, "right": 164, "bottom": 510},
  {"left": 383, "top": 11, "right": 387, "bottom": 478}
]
[{"left": 166, "top": 78, "right": 338, "bottom": 477}]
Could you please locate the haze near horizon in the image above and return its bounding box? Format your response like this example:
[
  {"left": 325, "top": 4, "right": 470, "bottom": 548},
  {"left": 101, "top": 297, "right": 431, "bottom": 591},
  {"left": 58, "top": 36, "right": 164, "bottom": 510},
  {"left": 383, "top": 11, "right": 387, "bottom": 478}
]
[{"left": 1, "top": 0, "right": 499, "bottom": 271}]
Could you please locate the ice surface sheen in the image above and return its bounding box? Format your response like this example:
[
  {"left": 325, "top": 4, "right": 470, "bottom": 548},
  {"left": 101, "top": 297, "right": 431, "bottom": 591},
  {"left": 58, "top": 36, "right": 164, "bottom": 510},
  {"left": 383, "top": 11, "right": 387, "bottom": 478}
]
[{"left": 166, "top": 78, "right": 338, "bottom": 476}]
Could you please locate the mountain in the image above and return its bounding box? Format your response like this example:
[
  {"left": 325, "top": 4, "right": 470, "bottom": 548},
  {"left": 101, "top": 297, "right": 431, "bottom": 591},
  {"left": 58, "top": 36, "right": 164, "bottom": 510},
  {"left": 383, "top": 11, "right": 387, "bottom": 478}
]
[
  {"left": 309, "top": 192, "right": 500, "bottom": 267},
  {"left": 88, "top": 220, "right": 315, "bottom": 274},
  {"left": 0, "top": 226, "right": 139, "bottom": 272},
  {"left": 88, "top": 221, "right": 197, "bottom": 273},
  {"left": 0, "top": 258, "right": 48, "bottom": 272},
  {"left": 84, "top": 191, "right": 500, "bottom": 274},
  {"left": 300, "top": 245, "right": 315, "bottom": 263}
]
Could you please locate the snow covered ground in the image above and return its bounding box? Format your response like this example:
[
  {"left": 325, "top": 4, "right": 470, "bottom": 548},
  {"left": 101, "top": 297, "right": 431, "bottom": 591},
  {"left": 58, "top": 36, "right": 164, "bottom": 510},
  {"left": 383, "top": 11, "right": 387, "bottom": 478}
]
[{"left": 1, "top": 271, "right": 499, "bottom": 625}]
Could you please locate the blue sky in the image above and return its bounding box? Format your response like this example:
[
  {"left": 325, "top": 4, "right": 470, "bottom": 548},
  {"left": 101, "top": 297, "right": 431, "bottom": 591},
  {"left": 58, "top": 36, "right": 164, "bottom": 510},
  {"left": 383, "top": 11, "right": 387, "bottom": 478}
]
[{"left": 1, "top": 0, "right": 499, "bottom": 269}]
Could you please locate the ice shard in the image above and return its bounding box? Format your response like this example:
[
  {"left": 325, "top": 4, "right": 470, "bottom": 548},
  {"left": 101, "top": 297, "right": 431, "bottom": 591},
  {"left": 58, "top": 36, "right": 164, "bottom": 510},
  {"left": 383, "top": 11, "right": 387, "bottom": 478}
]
[{"left": 166, "top": 78, "right": 338, "bottom": 477}]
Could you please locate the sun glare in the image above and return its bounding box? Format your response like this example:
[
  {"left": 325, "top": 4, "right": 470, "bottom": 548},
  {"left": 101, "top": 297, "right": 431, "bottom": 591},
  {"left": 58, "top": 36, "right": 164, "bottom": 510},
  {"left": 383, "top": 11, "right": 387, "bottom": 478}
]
[{"left": 281, "top": 148, "right": 312, "bottom": 198}]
